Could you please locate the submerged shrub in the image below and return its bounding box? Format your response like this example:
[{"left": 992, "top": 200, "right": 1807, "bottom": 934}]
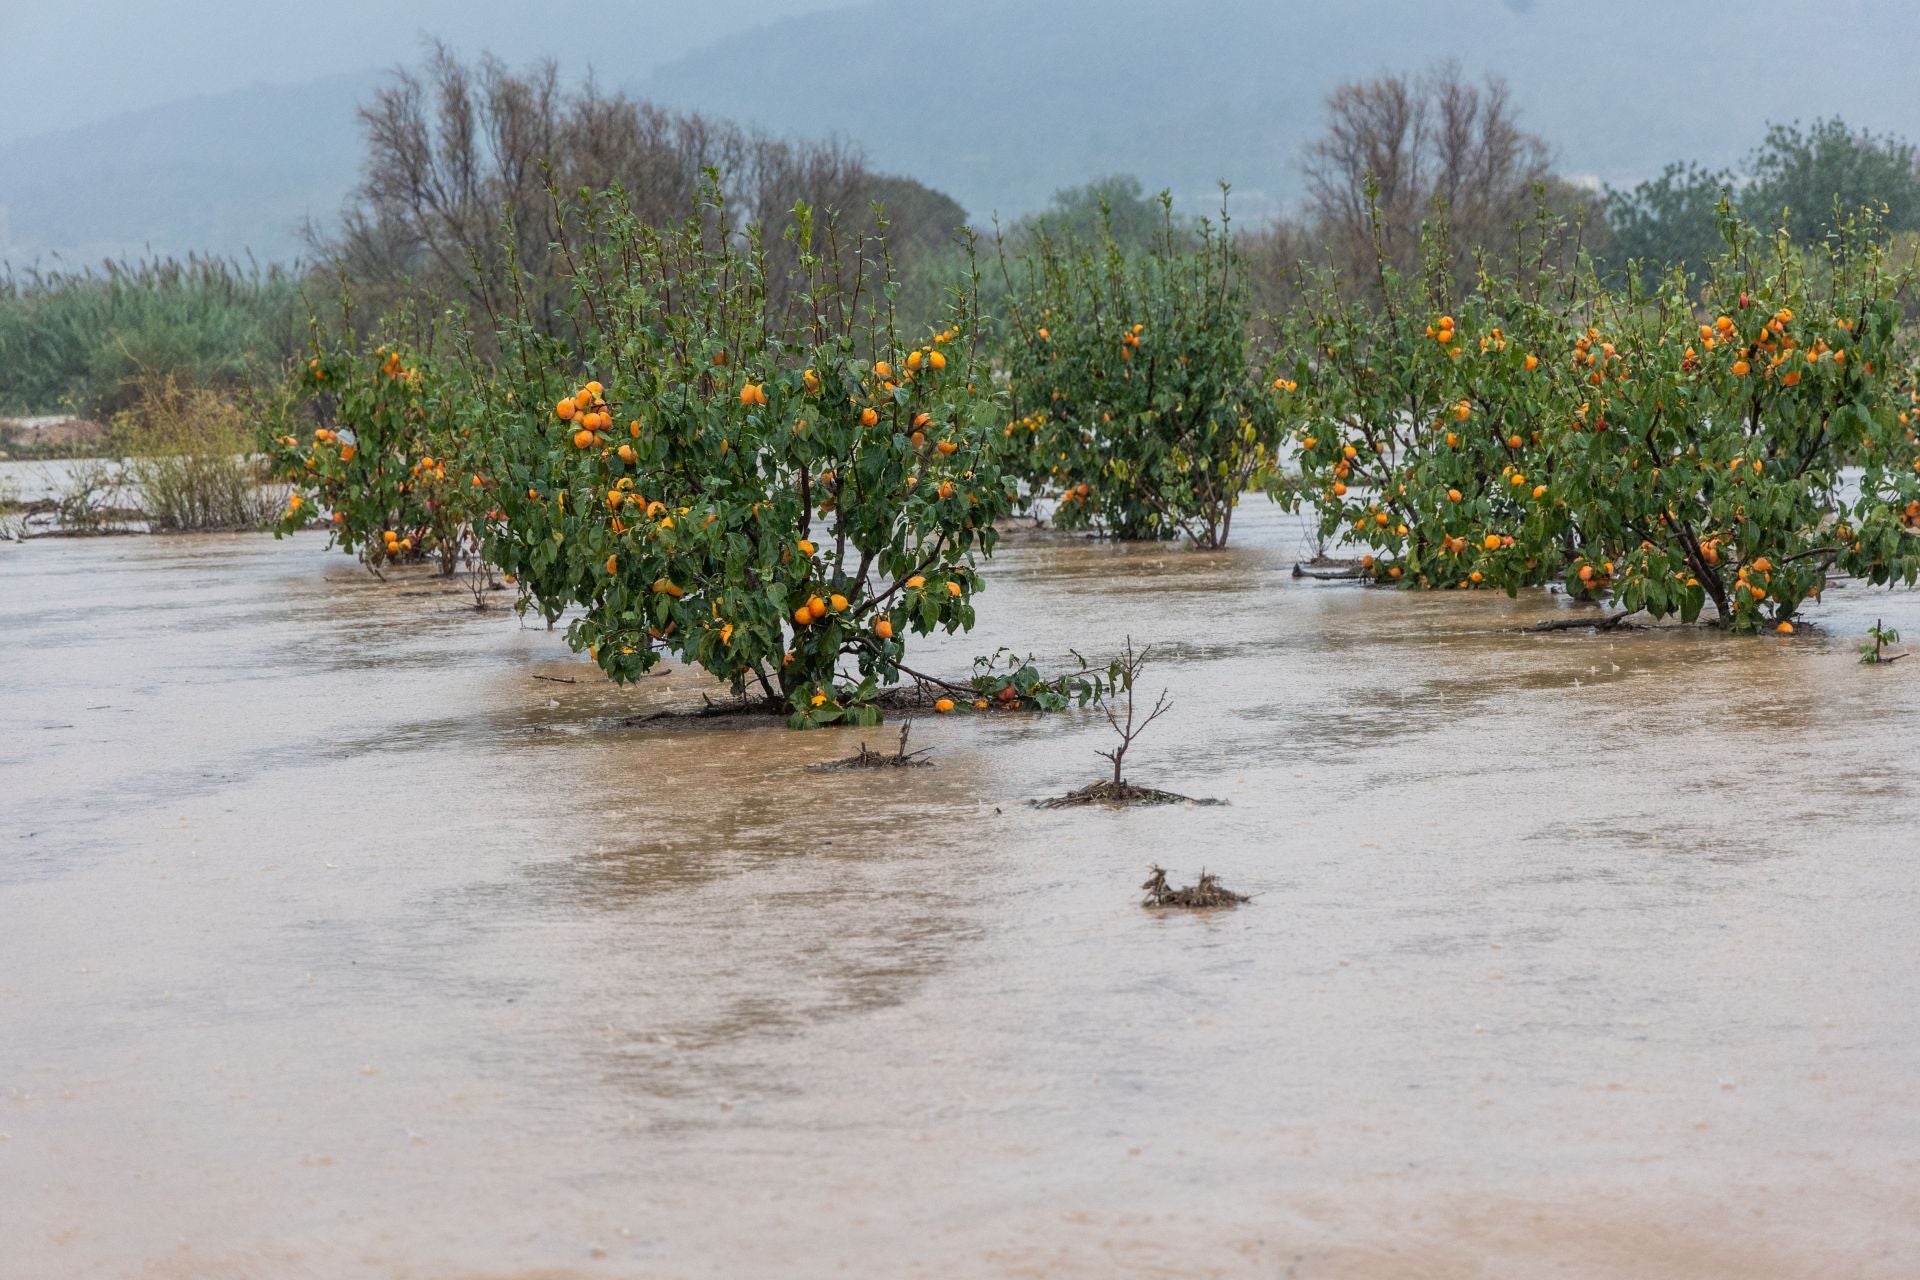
[
  {"left": 1290, "top": 199, "right": 1920, "bottom": 629},
  {"left": 45, "top": 458, "right": 128, "bottom": 532},
  {"left": 467, "top": 186, "right": 1014, "bottom": 727},
  {"left": 0, "top": 473, "right": 21, "bottom": 538},
  {"left": 1555, "top": 207, "right": 1920, "bottom": 630},
  {"left": 1285, "top": 209, "right": 1578, "bottom": 592},
  {"left": 264, "top": 329, "right": 486, "bottom": 575},
  {"left": 995, "top": 189, "right": 1290, "bottom": 547}
]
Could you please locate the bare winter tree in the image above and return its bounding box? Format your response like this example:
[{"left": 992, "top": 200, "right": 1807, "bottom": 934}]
[
  {"left": 309, "top": 45, "right": 967, "bottom": 337},
  {"left": 1237, "top": 215, "right": 1314, "bottom": 325},
  {"left": 1305, "top": 70, "right": 1432, "bottom": 273},
  {"left": 1294, "top": 61, "right": 1597, "bottom": 290}
]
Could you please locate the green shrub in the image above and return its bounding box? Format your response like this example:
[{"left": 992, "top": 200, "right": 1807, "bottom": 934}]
[
  {"left": 1289, "top": 200, "right": 1920, "bottom": 630},
  {"left": 264, "top": 330, "right": 485, "bottom": 575},
  {"left": 1285, "top": 210, "right": 1578, "bottom": 591},
  {"left": 994, "top": 190, "right": 1288, "bottom": 547},
  {"left": 467, "top": 187, "right": 1016, "bottom": 727},
  {"left": 1557, "top": 207, "right": 1919, "bottom": 630}
]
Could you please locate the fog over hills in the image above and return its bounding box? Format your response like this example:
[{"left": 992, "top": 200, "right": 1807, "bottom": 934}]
[
  {"left": 0, "top": 0, "right": 853, "bottom": 264},
  {"left": 641, "top": 0, "right": 1920, "bottom": 220},
  {"left": 0, "top": 0, "right": 856, "bottom": 145},
  {"left": 3, "top": 0, "right": 1916, "bottom": 263},
  {"left": 0, "top": 73, "right": 382, "bottom": 268}
]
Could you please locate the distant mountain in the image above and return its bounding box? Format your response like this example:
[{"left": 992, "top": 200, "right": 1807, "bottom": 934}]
[
  {"left": 0, "top": 0, "right": 856, "bottom": 265},
  {"left": 4, "top": 0, "right": 1918, "bottom": 263},
  {"left": 639, "top": 0, "right": 1920, "bottom": 221},
  {"left": 0, "top": 72, "right": 380, "bottom": 265},
  {"left": 0, "top": 0, "right": 860, "bottom": 146}
]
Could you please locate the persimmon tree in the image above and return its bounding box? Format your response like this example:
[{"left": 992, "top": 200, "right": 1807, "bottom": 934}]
[
  {"left": 265, "top": 327, "right": 487, "bottom": 576},
  {"left": 1289, "top": 198, "right": 1920, "bottom": 631},
  {"left": 1558, "top": 205, "right": 1920, "bottom": 631},
  {"left": 1285, "top": 206, "right": 1582, "bottom": 591},
  {"left": 466, "top": 184, "right": 1016, "bottom": 727},
  {"left": 995, "top": 189, "right": 1288, "bottom": 547}
]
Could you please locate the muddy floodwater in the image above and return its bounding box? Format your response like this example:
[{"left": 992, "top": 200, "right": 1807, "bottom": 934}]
[{"left": 4, "top": 498, "right": 1919, "bottom": 1279}]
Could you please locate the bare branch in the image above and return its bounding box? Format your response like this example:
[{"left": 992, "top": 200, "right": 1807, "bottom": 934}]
[
  {"left": 1096, "top": 635, "right": 1172, "bottom": 786},
  {"left": 309, "top": 47, "right": 964, "bottom": 343}
]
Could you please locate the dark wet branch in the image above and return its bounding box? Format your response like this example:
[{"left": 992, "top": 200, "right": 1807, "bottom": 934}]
[{"left": 1519, "top": 610, "right": 1631, "bottom": 633}]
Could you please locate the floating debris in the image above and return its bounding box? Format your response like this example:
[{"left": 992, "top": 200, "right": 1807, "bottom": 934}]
[
  {"left": 812, "top": 722, "right": 934, "bottom": 771},
  {"left": 1141, "top": 865, "right": 1248, "bottom": 909},
  {"left": 1037, "top": 780, "right": 1215, "bottom": 808}
]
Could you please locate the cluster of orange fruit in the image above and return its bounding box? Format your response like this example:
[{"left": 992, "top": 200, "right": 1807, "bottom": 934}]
[
  {"left": 1687, "top": 314, "right": 1739, "bottom": 372},
  {"left": 381, "top": 528, "right": 413, "bottom": 558},
  {"left": 1350, "top": 507, "right": 1409, "bottom": 536},
  {"left": 555, "top": 381, "right": 624, "bottom": 448},
  {"left": 1003, "top": 410, "right": 1047, "bottom": 439},
  {"left": 871, "top": 348, "right": 946, "bottom": 389},
  {"left": 1573, "top": 559, "right": 1617, "bottom": 589},
  {"left": 790, "top": 590, "right": 851, "bottom": 627},
  {"left": 919, "top": 573, "right": 963, "bottom": 598},
  {"left": 932, "top": 694, "right": 993, "bottom": 713},
  {"left": 1734, "top": 556, "right": 1776, "bottom": 604},
  {"left": 1498, "top": 463, "right": 1548, "bottom": 500},
  {"left": 1572, "top": 328, "right": 1624, "bottom": 386},
  {"left": 785, "top": 571, "right": 962, "bottom": 631},
  {"left": 599, "top": 478, "right": 671, "bottom": 534},
  {"left": 1423, "top": 315, "right": 1463, "bottom": 359},
  {"left": 1681, "top": 306, "right": 1845, "bottom": 388},
  {"left": 303, "top": 427, "right": 357, "bottom": 463}
]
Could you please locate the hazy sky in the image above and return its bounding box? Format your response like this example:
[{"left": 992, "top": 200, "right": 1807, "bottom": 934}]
[
  {"left": 5, "top": 0, "right": 1917, "bottom": 263},
  {"left": 0, "top": 0, "right": 850, "bottom": 144}
]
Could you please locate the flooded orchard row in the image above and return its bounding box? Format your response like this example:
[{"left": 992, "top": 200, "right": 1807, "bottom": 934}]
[{"left": 3, "top": 497, "right": 1918, "bottom": 1279}]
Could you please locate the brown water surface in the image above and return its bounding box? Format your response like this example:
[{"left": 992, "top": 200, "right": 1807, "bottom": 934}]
[{"left": 3, "top": 499, "right": 1918, "bottom": 1278}]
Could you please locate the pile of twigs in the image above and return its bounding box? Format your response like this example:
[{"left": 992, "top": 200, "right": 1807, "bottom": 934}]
[
  {"left": 1038, "top": 780, "right": 1210, "bottom": 808},
  {"left": 1141, "top": 865, "right": 1249, "bottom": 908},
  {"left": 813, "top": 722, "right": 935, "bottom": 771}
]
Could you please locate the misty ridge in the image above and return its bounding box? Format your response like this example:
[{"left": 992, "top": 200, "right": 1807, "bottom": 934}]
[{"left": 1, "top": 0, "right": 1917, "bottom": 266}]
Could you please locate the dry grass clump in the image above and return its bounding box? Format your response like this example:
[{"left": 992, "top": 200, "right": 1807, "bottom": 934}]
[{"left": 113, "top": 373, "right": 284, "bottom": 531}]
